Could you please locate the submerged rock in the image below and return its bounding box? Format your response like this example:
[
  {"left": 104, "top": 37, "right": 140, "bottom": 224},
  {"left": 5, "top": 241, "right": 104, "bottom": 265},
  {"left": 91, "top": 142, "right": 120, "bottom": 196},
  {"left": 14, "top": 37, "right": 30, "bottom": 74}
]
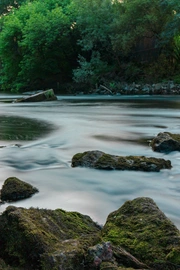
[
  {"left": 151, "top": 132, "right": 180, "bottom": 153},
  {"left": 0, "top": 177, "right": 38, "bottom": 202},
  {"left": 14, "top": 89, "right": 57, "bottom": 102},
  {"left": 102, "top": 197, "right": 180, "bottom": 269},
  {"left": 71, "top": 150, "right": 172, "bottom": 171}
]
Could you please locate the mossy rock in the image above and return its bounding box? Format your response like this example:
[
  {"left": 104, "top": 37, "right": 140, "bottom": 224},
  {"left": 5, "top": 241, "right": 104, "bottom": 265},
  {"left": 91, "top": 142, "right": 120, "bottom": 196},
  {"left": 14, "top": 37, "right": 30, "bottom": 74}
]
[
  {"left": 0, "top": 177, "right": 39, "bottom": 202},
  {"left": 86, "top": 241, "right": 148, "bottom": 270},
  {"left": 0, "top": 206, "right": 101, "bottom": 269},
  {"left": 72, "top": 150, "right": 172, "bottom": 172},
  {"left": 102, "top": 197, "right": 180, "bottom": 269},
  {"left": 14, "top": 89, "right": 57, "bottom": 102},
  {"left": 100, "top": 262, "right": 128, "bottom": 269},
  {"left": 150, "top": 132, "right": 180, "bottom": 153}
]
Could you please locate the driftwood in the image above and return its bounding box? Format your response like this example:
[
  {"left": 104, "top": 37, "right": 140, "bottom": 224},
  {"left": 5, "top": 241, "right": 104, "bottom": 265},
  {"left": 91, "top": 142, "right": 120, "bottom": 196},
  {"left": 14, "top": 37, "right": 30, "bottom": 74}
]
[{"left": 99, "top": 84, "right": 113, "bottom": 95}]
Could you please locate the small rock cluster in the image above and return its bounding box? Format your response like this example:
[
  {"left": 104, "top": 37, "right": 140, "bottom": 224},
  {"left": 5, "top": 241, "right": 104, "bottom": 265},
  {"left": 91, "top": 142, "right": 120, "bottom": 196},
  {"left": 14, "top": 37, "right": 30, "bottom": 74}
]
[
  {"left": 0, "top": 132, "right": 180, "bottom": 269},
  {"left": 83, "top": 81, "right": 180, "bottom": 95},
  {"left": 110, "top": 81, "right": 180, "bottom": 95}
]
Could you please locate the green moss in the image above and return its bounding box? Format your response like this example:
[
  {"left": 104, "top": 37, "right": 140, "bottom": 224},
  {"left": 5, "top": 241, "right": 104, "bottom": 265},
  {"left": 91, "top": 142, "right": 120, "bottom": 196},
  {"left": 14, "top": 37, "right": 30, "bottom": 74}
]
[
  {"left": 71, "top": 151, "right": 171, "bottom": 171},
  {"left": 166, "top": 248, "right": 180, "bottom": 264},
  {"left": 0, "top": 206, "right": 101, "bottom": 269},
  {"left": 71, "top": 152, "right": 87, "bottom": 167},
  {"left": 166, "top": 132, "right": 180, "bottom": 142},
  {"left": 95, "top": 154, "right": 117, "bottom": 169},
  {"left": 44, "top": 89, "right": 57, "bottom": 100},
  {"left": 0, "top": 177, "right": 38, "bottom": 202},
  {"left": 117, "top": 155, "right": 171, "bottom": 171},
  {"left": 102, "top": 198, "right": 180, "bottom": 265},
  {"left": 100, "top": 261, "right": 125, "bottom": 269}
]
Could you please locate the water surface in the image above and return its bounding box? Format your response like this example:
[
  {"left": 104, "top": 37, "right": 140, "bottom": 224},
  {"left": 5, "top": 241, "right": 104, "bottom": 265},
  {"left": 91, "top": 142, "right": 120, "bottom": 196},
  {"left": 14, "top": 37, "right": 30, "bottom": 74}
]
[{"left": 0, "top": 94, "right": 180, "bottom": 227}]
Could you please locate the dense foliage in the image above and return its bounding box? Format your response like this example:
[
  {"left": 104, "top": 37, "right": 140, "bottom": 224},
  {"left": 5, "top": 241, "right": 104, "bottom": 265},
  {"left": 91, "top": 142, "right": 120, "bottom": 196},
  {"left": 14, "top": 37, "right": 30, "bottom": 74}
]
[{"left": 0, "top": 0, "right": 179, "bottom": 92}]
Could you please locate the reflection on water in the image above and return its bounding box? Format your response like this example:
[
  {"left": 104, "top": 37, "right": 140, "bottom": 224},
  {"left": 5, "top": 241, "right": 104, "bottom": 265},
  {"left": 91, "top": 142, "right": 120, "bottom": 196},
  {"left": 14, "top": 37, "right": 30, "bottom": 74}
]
[{"left": 0, "top": 95, "right": 180, "bottom": 228}]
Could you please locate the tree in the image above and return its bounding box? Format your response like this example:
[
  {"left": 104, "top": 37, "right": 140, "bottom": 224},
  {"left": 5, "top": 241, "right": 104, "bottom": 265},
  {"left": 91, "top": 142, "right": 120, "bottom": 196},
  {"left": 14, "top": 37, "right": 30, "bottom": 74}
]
[
  {"left": 111, "top": 0, "right": 174, "bottom": 55},
  {"left": 0, "top": 0, "right": 79, "bottom": 91},
  {"left": 71, "top": 0, "right": 117, "bottom": 84},
  {"left": 0, "top": 0, "right": 27, "bottom": 15}
]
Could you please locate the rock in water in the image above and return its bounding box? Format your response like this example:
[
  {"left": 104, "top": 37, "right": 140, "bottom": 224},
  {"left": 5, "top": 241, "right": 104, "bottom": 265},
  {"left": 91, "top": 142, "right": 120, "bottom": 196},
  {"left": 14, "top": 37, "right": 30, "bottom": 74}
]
[
  {"left": 102, "top": 197, "right": 180, "bottom": 268},
  {"left": 14, "top": 89, "right": 57, "bottom": 102},
  {"left": 0, "top": 177, "right": 38, "bottom": 202},
  {"left": 71, "top": 150, "right": 172, "bottom": 171},
  {"left": 151, "top": 132, "right": 180, "bottom": 153}
]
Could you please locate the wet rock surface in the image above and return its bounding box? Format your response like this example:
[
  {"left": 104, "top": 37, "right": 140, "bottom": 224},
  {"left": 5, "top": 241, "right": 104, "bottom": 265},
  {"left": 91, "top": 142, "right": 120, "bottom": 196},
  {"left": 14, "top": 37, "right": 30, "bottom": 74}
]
[
  {"left": 71, "top": 150, "right": 172, "bottom": 171},
  {"left": 151, "top": 132, "right": 180, "bottom": 153},
  {"left": 0, "top": 177, "right": 38, "bottom": 202}
]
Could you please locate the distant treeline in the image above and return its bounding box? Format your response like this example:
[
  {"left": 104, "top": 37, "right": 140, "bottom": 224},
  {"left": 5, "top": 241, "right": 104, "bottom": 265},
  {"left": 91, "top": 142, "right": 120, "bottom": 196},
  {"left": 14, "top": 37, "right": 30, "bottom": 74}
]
[{"left": 0, "top": 0, "right": 180, "bottom": 92}]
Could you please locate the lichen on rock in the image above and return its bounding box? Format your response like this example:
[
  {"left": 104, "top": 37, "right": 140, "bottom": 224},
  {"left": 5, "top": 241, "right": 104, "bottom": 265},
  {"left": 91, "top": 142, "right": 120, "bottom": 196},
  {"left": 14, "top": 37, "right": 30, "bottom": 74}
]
[
  {"left": 72, "top": 150, "right": 172, "bottom": 171},
  {"left": 0, "top": 177, "right": 39, "bottom": 202}
]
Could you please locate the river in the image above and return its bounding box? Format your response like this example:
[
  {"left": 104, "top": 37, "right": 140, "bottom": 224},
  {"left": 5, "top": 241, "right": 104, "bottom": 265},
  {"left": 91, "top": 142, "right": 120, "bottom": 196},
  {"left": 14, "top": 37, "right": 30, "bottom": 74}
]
[{"left": 0, "top": 94, "right": 180, "bottom": 228}]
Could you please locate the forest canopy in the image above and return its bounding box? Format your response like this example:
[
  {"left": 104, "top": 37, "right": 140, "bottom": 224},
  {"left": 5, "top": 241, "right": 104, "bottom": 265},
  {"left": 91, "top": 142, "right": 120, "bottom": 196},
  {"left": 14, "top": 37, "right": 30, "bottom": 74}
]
[{"left": 0, "top": 0, "right": 180, "bottom": 92}]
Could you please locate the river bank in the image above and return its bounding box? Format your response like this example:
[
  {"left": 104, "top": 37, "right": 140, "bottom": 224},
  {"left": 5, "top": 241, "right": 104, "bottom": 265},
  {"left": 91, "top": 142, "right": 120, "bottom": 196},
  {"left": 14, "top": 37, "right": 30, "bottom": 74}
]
[
  {"left": 0, "top": 95, "right": 179, "bottom": 229},
  {"left": 65, "top": 81, "right": 180, "bottom": 96}
]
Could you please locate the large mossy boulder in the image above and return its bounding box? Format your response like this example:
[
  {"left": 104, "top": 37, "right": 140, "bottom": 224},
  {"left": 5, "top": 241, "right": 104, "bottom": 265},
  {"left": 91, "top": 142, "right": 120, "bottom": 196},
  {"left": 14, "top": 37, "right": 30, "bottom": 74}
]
[
  {"left": 102, "top": 197, "right": 180, "bottom": 269},
  {"left": 71, "top": 150, "right": 172, "bottom": 172},
  {"left": 14, "top": 89, "right": 57, "bottom": 102},
  {"left": 151, "top": 132, "right": 180, "bottom": 153},
  {"left": 0, "top": 177, "right": 38, "bottom": 202},
  {"left": 0, "top": 198, "right": 180, "bottom": 269},
  {"left": 0, "top": 206, "right": 101, "bottom": 270}
]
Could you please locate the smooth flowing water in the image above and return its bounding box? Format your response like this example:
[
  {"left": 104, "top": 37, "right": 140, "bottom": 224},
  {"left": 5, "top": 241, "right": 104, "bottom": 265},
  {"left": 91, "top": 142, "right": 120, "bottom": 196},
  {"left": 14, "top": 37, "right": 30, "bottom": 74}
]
[{"left": 0, "top": 94, "right": 180, "bottom": 227}]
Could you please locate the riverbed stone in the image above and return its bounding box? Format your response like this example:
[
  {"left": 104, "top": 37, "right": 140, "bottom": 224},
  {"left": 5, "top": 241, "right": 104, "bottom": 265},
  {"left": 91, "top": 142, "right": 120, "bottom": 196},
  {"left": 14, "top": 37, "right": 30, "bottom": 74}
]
[
  {"left": 0, "top": 177, "right": 39, "bottom": 202},
  {"left": 71, "top": 150, "right": 172, "bottom": 171},
  {"left": 151, "top": 132, "right": 180, "bottom": 153},
  {"left": 102, "top": 197, "right": 180, "bottom": 269},
  {"left": 14, "top": 89, "right": 57, "bottom": 102}
]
